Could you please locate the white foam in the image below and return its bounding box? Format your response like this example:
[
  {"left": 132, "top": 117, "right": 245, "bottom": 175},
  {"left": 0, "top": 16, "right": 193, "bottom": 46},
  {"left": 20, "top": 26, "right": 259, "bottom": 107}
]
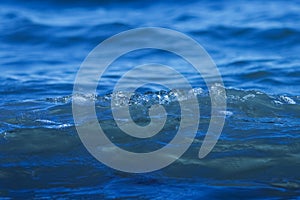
[{"left": 279, "top": 96, "right": 296, "bottom": 104}]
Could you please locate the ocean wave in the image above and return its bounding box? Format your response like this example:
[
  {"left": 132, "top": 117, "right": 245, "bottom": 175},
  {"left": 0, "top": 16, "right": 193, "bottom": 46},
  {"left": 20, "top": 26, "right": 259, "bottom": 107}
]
[
  {"left": 191, "top": 25, "right": 300, "bottom": 45},
  {"left": 0, "top": 87, "right": 299, "bottom": 197}
]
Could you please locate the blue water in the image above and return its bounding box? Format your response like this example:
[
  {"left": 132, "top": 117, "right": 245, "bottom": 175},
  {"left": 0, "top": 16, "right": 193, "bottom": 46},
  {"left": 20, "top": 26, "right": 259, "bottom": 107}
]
[{"left": 1, "top": 0, "right": 300, "bottom": 199}]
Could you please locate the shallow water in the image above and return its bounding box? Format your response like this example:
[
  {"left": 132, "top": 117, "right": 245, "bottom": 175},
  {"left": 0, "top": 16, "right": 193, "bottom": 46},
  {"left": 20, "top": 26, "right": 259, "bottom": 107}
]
[{"left": 1, "top": 0, "right": 300, "bottom": 199}]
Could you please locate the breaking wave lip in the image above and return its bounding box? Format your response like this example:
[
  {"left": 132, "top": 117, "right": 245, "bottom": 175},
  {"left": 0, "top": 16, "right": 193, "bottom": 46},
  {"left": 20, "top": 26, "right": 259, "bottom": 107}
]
[
  {"left": 49, "top": 87, "right": 299, "bottom": 107},
  {"left": 1, "top": 87, "right": 298, "bottom": 136}
]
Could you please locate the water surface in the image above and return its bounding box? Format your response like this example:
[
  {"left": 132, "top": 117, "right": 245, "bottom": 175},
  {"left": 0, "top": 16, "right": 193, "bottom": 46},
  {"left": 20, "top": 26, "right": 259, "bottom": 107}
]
[{"left": 1, "top": 0, "right": 300, "bottom": 199}]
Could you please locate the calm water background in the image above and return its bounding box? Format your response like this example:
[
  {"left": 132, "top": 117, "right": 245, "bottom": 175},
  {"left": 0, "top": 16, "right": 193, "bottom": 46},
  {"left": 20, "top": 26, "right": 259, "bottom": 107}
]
[{"left": 1, "top": 0, "right": 300, "bottom": 199}]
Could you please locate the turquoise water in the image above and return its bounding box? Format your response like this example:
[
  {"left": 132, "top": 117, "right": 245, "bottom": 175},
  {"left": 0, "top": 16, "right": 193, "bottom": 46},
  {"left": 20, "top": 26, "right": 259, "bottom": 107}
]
[{"left": 1, "top": 0, "right": 300, "bottom": 199}]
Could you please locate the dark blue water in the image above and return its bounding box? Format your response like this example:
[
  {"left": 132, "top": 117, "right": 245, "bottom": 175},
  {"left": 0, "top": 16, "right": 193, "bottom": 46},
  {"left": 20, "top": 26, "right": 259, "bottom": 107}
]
[{"left": 1, "top": 0, "right": 300, "bottom": 199}]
